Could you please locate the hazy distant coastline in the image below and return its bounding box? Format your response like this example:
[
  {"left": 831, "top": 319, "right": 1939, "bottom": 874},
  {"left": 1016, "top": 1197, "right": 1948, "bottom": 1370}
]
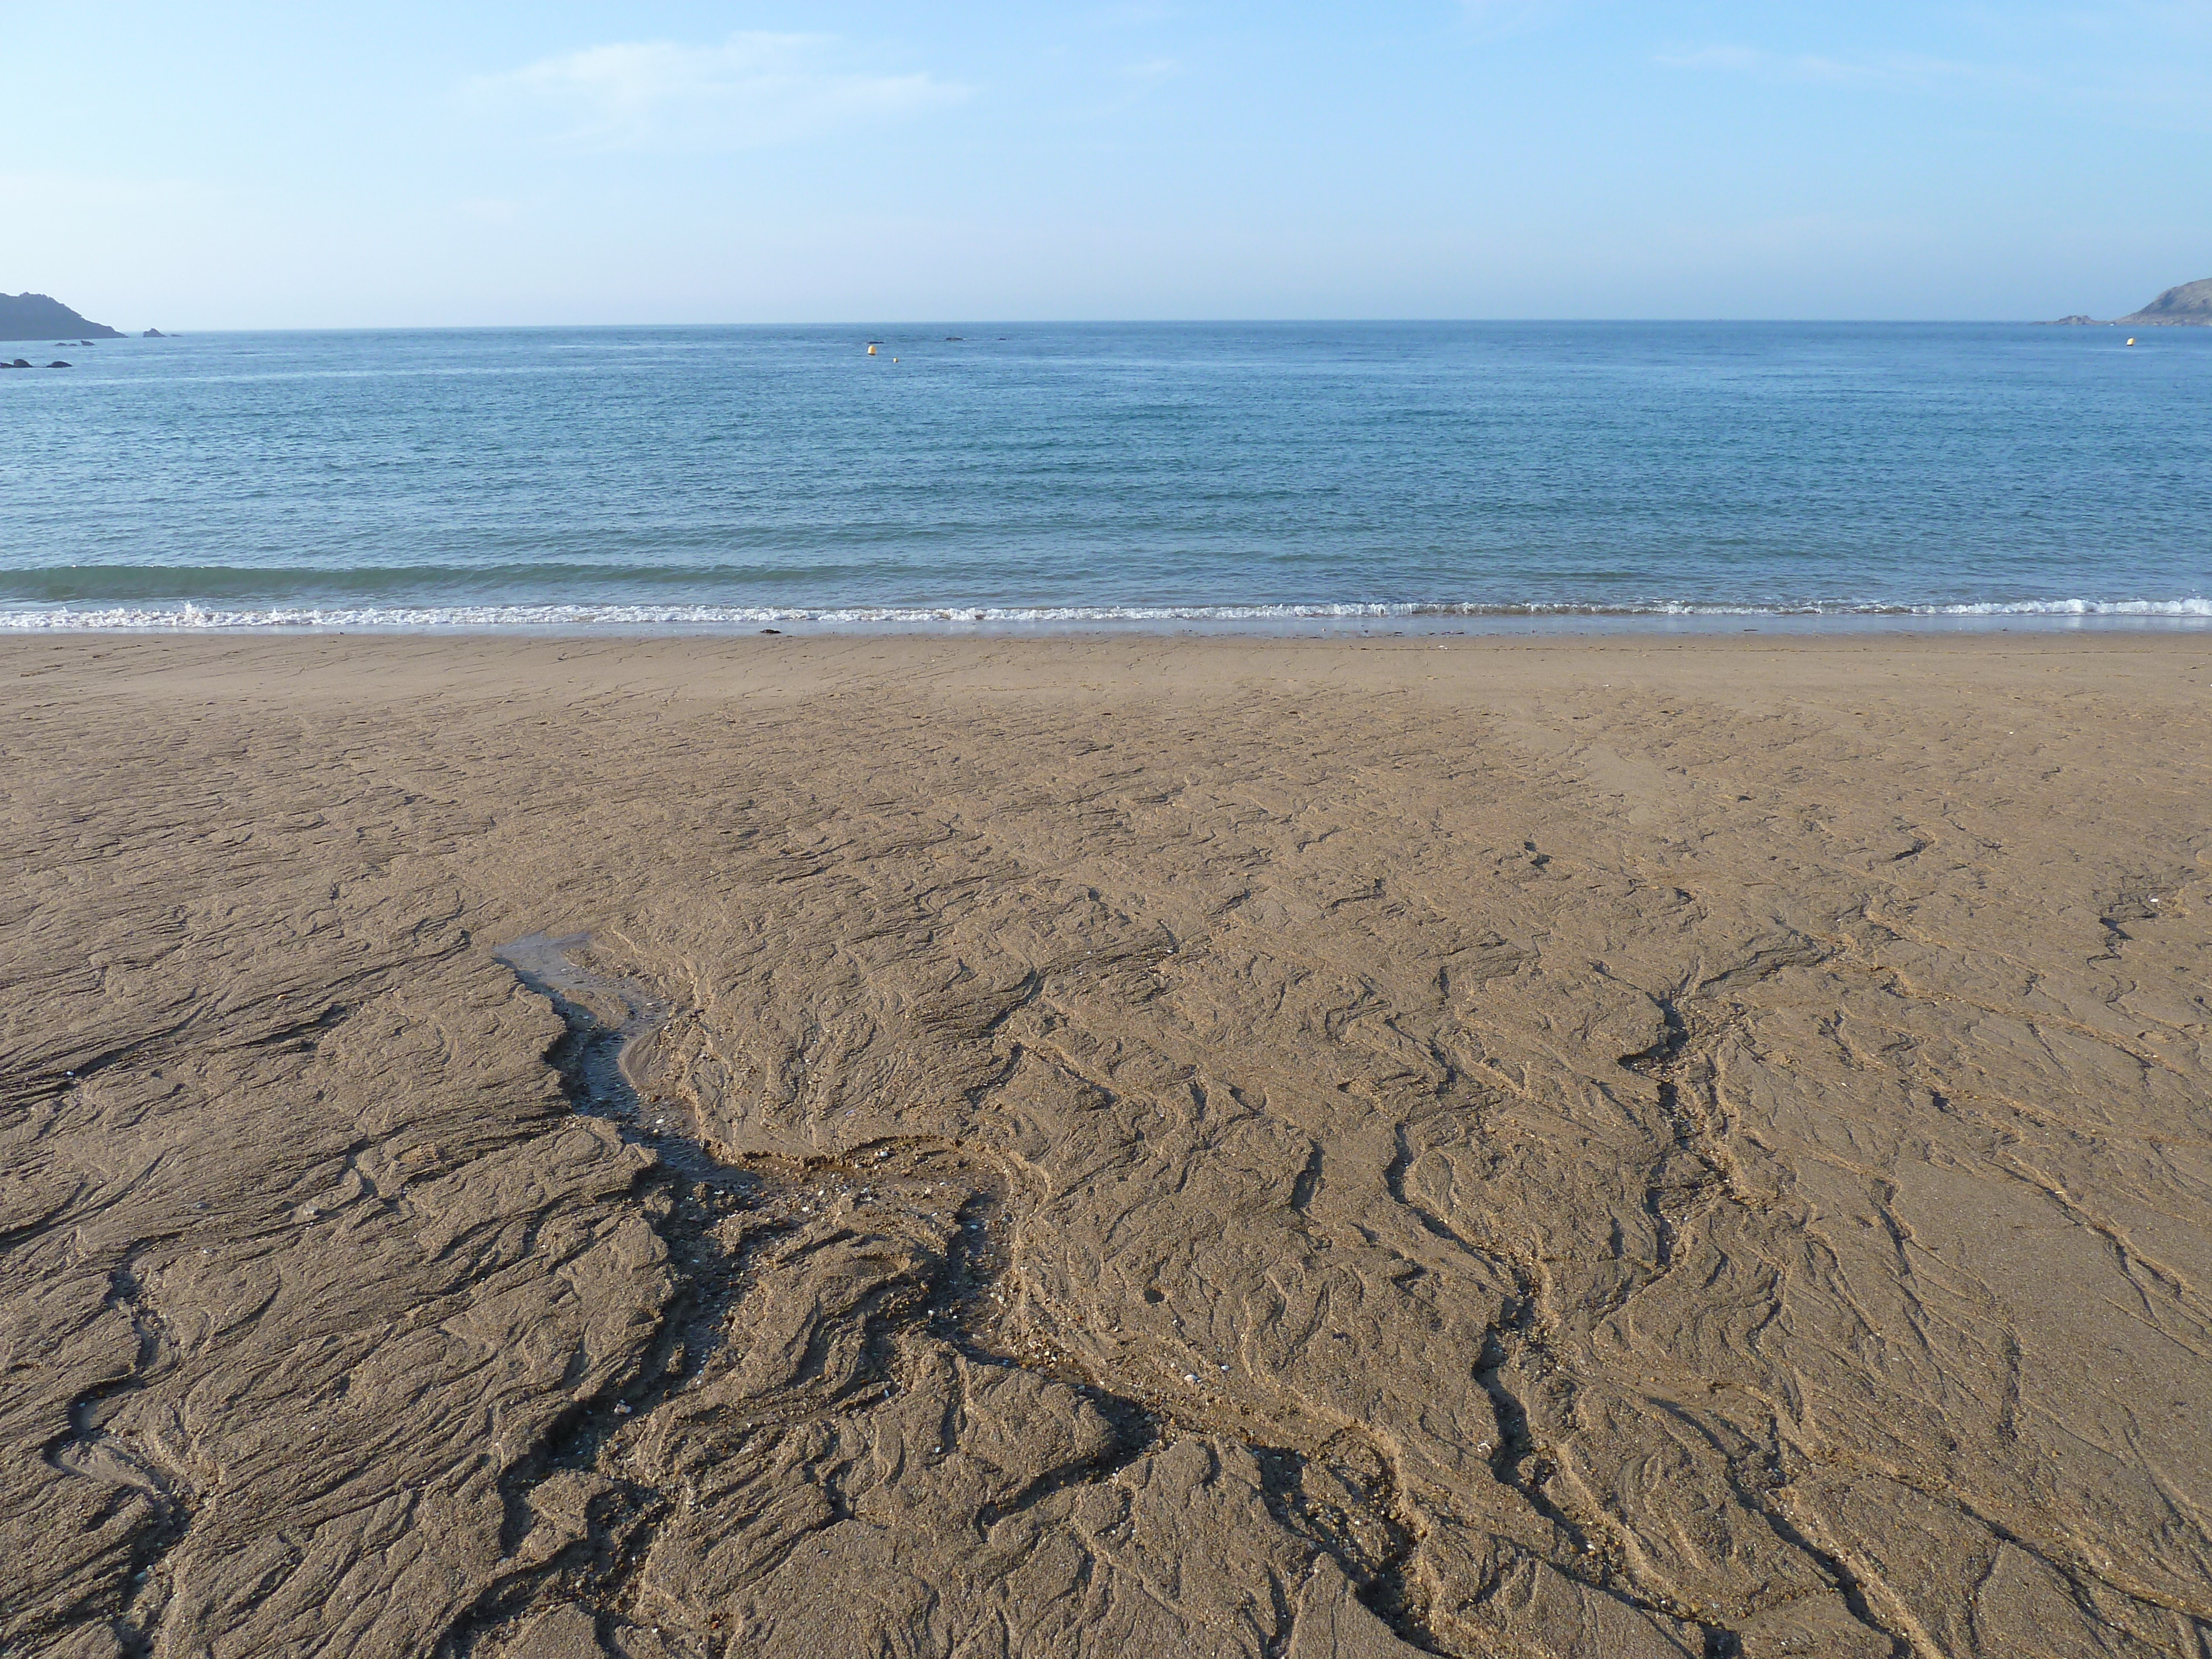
[
  {"left": 0, "top": 291, "right": 124, "bottom": 342},
  {"left": 2044, "top": 276, "right": 2212, "bottom": 326}
]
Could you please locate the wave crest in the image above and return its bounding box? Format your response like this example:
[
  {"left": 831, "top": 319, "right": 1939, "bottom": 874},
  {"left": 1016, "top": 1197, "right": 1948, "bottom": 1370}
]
[{"left": 3, "top": 596, "right": 2209, "bottom": 632}]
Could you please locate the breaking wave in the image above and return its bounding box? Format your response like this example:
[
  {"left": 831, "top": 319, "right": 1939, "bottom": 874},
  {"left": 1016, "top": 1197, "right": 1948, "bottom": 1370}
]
[{"left": 3, "top": 596, "right": 2207, "bottom": 632}]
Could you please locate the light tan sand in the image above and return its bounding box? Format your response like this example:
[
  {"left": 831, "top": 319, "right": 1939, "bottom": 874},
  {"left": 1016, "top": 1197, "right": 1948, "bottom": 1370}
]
[{"left": 4, "top": 630, "right": 2209, "bottom": 1659}]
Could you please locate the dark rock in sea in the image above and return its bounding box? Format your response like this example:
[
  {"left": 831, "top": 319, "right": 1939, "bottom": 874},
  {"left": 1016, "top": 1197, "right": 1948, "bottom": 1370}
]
[
  {"left": 7, "top": 358, "right": 29, "bottom": 369},
  {"left": 2040, "top": 315, "right": 2100, "bottom": 325},
  {"left": 143, "top": 327, "right": 168, "bottom": 338},
  {"left": 0, "top": 292, "right": 125, "bottom": 342},
  {"left": 48, "top": 361, "right": 71, "bottom": 369},
  {"left": 2116, "top": 276, "right": 2212, "bottom": 326},
  {"left": 760, "top": 627, "right": 781, "bottom": 635}
]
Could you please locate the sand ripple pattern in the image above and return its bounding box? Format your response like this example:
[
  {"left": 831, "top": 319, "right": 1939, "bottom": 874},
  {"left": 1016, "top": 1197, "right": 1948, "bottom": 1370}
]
[{"left": 3, "top": 633, "right": 2209, "bottom": 1659}]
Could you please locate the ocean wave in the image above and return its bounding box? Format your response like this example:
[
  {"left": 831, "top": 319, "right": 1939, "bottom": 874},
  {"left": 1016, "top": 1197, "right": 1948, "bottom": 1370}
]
[
  {"left": 2, "top": 596, "right": 2208, "bottom": 631},
  {"left": 1922, "top": 597, "right": 2212, "bottom": 617}
]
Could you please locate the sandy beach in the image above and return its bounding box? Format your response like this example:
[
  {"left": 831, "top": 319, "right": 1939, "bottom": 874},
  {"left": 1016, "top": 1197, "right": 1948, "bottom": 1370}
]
[{"left": 4, "top": 629, "right": 2209, "bottom": 1659}]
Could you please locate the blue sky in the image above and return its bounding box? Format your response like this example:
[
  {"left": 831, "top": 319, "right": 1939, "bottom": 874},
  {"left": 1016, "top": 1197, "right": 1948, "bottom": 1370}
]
[{"left": 5, "top": 2, "right": 2208, "bottom": 325}]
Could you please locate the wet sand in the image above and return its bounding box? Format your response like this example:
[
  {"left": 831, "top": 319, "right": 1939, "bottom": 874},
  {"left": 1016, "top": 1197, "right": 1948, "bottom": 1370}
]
[{"left": 4, "top": 630, "right": 2209, "bottom": 1659}]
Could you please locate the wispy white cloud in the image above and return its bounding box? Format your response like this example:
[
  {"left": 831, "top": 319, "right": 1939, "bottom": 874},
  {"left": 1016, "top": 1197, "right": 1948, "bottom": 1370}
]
[
  {"left": 1123, "top": 56, "right": 1183, "bottom": 81},
  {"left": 1661, "top": 13, "right": 2209, "bottom": 132},
  {"left": 1657, "top": 44, "right": 2040, "bottom": 93},
  {"left": 466, "top": 33, "right": 965, "bottom": 152}
]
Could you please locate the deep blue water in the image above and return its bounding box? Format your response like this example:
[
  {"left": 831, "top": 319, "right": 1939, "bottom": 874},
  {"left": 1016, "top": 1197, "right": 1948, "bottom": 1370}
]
[{"left": 1, "top": 322, "right": 2205, "bottom": 629}]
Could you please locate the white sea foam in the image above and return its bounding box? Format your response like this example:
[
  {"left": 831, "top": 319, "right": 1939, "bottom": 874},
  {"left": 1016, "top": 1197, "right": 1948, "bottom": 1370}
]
[
  {"left": 2, "top": 596, "right": 2209, "bottom": 632},
  {"left": 1923, "top": 597, "right": 2212, "bottom": 617}
]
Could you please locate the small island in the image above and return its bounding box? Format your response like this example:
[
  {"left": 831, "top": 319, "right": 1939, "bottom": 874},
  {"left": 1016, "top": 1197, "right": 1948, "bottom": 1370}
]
[
  {"left": 0, "top": 291, "right": 124, "bottom": 342},
  {"left": 2044, "top": 276, "right": 2212, "bottom": 326}
]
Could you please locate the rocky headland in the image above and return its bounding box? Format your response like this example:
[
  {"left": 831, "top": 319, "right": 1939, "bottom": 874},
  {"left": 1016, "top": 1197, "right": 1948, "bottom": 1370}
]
[
  {"left": 0, "top": 292, "right": 123, "bottom": 342},
  {"left": 2117, "top": 277, "right": 2212, "bottom": 325},
  {"left": 2044, "top": 276, "right": 2212, "bottom": 326}
]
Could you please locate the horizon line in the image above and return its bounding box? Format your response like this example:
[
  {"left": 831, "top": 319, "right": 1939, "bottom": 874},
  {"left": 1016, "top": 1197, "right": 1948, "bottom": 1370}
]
[{"left": 56, "top": 316, "right": 2181, "bottom": 333}]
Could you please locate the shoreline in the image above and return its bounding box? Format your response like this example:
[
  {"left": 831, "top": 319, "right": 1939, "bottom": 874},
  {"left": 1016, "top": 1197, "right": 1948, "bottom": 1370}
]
[
  {"left": 3, "top": 604, "right": 2209, "bottom": 640},
  {"left": 13, "top": 620, "right": 2212, "bottom": 676}
]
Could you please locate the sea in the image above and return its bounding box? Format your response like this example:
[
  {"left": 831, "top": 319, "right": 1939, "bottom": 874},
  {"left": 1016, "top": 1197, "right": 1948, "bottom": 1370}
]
[{"left": 2, "top": 322, "right": 2205, "bottom": 633}]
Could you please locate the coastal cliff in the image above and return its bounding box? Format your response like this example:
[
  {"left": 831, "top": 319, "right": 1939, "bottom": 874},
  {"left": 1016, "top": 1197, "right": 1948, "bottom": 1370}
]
[{"left": 0, "top": 291, "right": 124, "bottom": 341}]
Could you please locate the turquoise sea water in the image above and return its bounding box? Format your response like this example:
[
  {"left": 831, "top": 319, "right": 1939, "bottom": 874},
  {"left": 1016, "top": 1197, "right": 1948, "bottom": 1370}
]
[{"left": 1, "top": 322, "right": 2205, "bottom": 630}]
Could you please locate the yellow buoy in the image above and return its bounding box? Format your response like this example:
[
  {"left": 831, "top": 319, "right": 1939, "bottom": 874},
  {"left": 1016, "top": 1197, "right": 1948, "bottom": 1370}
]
[{"left": 2126, "top": 337, "right": 2136, "bottom": 346}]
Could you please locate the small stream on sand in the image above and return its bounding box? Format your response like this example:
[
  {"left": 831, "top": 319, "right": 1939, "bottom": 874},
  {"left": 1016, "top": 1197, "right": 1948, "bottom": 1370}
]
[
  {"left": 475, "top": 933, "right": 1438, "bottom": 1657},
  {"left": 489, "top": 931, "right": 1033, "bottom": 1368}
]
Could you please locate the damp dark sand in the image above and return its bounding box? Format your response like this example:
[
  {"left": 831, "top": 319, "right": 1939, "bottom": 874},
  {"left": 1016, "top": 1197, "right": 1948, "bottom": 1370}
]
[{"left": 4, "top": 630, "right": 2210, "bottom": 1659}]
